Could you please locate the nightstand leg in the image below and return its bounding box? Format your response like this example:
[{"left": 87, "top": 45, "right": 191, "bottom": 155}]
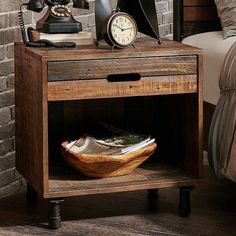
[
  {"left": 49, "top": 199, "right": 64, "bottom": 229},
  {"left": 147, "top": 188, "right": 158, "bottom": 195},
  {"left": 147, "top": 188, "right": 158, "bottom": 212},
  {"left": 26, "top": 182, "right": 38, "bottom": 205},
  {"left": 178, "top": 186, "right": 194, "bottom": 217}
]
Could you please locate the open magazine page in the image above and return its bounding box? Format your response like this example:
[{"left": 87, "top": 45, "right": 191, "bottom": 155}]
[
  {"left": 66, "top": 135, "right": 155, "bottom": 156},
  {"left": 95, "top": 134, "right": 151, "bottom": 147},
  {"left": 110, "top": 138, "right": 155, "bottom": 155},
  {"left": 66, "top": 136, "right": 121, "bottom": 155}
]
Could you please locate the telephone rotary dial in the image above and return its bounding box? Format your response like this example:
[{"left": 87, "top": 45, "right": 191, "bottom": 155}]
[
  {"left": 50, "top": 5, "right": 71, "bottom": 17},
  {"left": 39, "top": 0, "right": 84, "bottom": 33}
]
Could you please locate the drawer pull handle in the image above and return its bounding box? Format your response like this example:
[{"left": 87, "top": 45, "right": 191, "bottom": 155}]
[{"left": 106, "top": 73, "right": 141, "bottom": 82}]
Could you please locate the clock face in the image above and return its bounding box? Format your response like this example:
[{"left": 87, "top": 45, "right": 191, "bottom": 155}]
[{"left": 109, "top": 13, "right": 137, "bottom": 47}]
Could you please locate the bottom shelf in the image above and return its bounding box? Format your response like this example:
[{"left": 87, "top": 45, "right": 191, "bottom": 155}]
[{"left": 46, "top": 163, "right": 202, "bottom": 198}]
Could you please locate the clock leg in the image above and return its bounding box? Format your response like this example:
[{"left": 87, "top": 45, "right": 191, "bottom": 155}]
[
  {"left": 178, "top": 186, "right": 194, "bottom": 217},
  {"left": 48, "top": 198, "right": 64, "bottom": 229}
]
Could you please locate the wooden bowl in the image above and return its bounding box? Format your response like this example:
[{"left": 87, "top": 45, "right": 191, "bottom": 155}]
[{"left": 61, "top": 141, "right": 156, "bottom": 178}]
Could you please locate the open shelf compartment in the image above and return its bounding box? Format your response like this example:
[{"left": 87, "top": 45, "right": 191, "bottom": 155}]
[{"left": 45, "top": 94, "right": 202, "bottom": 198}]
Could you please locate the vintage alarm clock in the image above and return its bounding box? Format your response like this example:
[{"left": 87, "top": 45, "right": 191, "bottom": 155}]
[{"left": 102, "top": 12, "right": 138, "bottom": 49}]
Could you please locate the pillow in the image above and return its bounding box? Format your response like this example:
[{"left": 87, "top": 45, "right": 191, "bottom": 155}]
[{"left": 215, "top": 0, "right": 236, "bottom": 38}]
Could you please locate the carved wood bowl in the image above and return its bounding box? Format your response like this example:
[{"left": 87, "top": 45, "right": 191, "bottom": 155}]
[{"left": 61, "top": 141, "right": 157, "bottom": 178}]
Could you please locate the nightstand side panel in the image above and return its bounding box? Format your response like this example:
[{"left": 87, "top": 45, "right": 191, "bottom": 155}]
[{"left": 15, "top": 44, "right": 46, "bottom": 196}]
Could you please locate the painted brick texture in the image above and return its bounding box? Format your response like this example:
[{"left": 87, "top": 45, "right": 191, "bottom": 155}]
[{"left": 0, "top": 0, "right": 173, "bottom": 198}]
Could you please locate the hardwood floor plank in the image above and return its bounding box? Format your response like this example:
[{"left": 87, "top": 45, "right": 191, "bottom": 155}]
[{"left": 1, "top": 165, "right": 236, "bottom": 235}]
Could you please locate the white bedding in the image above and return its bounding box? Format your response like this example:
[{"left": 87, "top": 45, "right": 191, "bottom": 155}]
[{"left": 182, "top": 31, "right": 236, "bottom": 105}]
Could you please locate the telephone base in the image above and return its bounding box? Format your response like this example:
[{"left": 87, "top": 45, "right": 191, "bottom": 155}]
[{"left": 42, "top": 22, "right": 82, "bottom": 34}]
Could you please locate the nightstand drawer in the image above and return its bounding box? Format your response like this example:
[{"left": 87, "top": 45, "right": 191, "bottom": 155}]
[
  {"left": 47, "top": 56, "right": 197, "bottom": 82},
  {"left": 47, "top": 74, "right": 197, "bottom": 101}
]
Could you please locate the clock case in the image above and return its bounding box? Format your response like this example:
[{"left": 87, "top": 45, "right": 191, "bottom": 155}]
[
  {"left": 95, "top": 0, "right": 161, "bottom": 47},
  {"left": 102, "top": 11, "right": 138, "bottom": 49}
]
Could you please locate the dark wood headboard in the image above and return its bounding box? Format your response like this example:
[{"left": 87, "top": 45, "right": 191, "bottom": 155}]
[{"left": 173, "top": 0, "right": 221, "bottom": 41}]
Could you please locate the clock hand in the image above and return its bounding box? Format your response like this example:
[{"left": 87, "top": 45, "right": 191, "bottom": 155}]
[
  {"left": 122, "top": 27, "right": 134, "bottom": 31},
  {"left": 113, "top": 24, "right": 123, "bottom": 30}
]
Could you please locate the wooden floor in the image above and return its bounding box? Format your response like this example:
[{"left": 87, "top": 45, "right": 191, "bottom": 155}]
[{"left": 1, "top": 164, "right": 236, "bottom": 236}]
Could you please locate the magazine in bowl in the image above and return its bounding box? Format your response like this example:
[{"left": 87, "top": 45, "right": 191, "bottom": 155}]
[{"left": 61, "top": 134, "right": 157, "bottom": 178}]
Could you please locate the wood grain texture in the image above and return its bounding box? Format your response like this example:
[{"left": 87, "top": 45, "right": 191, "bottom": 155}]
[
  {"left": 47, "top": 75, "right": 197, "bottom": 101},
  {"left": 184, "top": 0, "right": 217, "bottom": 6},
  {"left": 47, "top": 163, "right": 202, "bottom": 198},
  {"left": 21, "top": 39, "right": 202, "bottom": 61},
  {"left": 46, "top": 93, "right": 203, "bottom": 198},
  {"left": 15, "top": 44, "right": 46, "bottom": 196},
  {"left": 184, "top": 7, "right": 218, "bottom": 22},
  {"left": 1, "top": 165, "right": 236, "bottom": 235},
  {"left": 181, "top": 53, "right": 203, "bottom": 178},
  {"left": 173, "top": 1, "right": 217, "bottom": 154},
  {"left": 14, "top": 38, "right": 203, "bottom": 200},
  {"left": 48, "top": 55, "right": 197, "bottom": 81},
  {"left": 173, "top": 0, "right": 221, "bottom": 41},
  {"left": 197, "top": 53, "right": 204, "bottom": 178},
  {"left": 61, "top": 142, "right": 156, "bottom": 178}
]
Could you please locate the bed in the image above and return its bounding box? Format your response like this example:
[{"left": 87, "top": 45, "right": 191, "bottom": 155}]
[{"left": 173, "top": 0, "right": 236, "bottom": 181}]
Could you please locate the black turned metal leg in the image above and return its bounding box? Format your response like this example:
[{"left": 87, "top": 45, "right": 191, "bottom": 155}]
[
  {"left": 26, "top": 182, "right": 38, "bottom": 205},
  {"left": 147, "top": 188, "right": 158, "bottom": 195},
  {"left": 49, "top": 199, "right": 64, "bottom": 229},
  {"left": 147, "top": 188, "right": 158, "bottom": 212},
  {"left": 178, "top": 186, "right": 194, "bottom": 217}
]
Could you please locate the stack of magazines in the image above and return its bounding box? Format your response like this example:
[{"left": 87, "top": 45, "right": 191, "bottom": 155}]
[{"left": 65, "top": 132, "right": 155, "bottom": 156}]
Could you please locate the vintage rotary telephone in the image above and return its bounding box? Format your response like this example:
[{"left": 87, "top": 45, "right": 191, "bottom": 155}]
[{"left": 18, "top": 0, "right": 89, "bottom": 47}]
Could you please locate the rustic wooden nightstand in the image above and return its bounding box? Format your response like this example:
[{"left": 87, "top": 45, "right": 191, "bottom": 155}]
[{"left": 15, "top": 38, "right": 203, "bottom": 229}]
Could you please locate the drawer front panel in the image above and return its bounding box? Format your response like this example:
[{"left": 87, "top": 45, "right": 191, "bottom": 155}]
[
  {"left": 48, "top": 75, "right": 197, "bottom": 101},
  {"left": 47, "top": 56, "right": 197, "bottom": 82}
]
